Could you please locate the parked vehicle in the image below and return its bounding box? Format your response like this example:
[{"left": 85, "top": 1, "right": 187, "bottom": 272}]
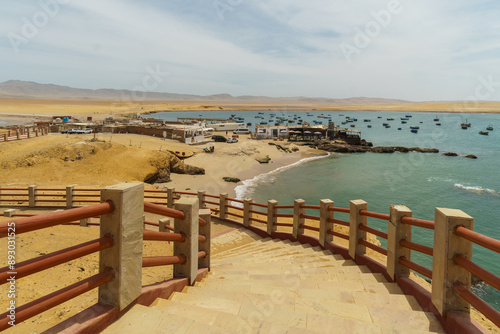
[
  {"left": 211, "top": 135, "right": 227, "bottom": 142},
  {"left": 233, "top": 128, "right": 250, "bottom": 134},
  {"left": 61, "top": 128, "right": 93, "bottom": 134},
  {"left": 227, "top": 137, "right": 238, "bottom": 143}
]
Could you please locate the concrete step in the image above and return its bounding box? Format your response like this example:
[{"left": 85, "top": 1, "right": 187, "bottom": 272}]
[{"left": 213, "top": 243, "right": 319, "bottom": 261}]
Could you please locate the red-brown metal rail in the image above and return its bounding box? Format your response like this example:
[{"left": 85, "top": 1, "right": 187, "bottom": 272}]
[
  {"left": 275, "top": 205, "right": 294, "bottom": 209},
  {"left": 301, "top": 204, "right": 320, "bottom": 210},
  {"left": 250, "top": 202, "right": 268, "bottom": 208},
  {"left": 329, "top": 207, "right": 350, "bottom": 213},
  {"left": 300, "top": 224, "right": 320, "bottom": 232},
  {"left": 144, "top": 201, "right": 185, "bottom": 220},
  {"left": 249, "top": 209, "right": 266, "bottom": 215},
  {"left": 226, "top": 197, "right": 244, "bottom": 204},
  {"left": 226, "top": 204, "right": 244, "bottom": 211},
  {"left": 143, "top": 230, "right": 185, "bottom": 243},
  {"left": 399, "top": 257, "right": 432, "bottom": 279},
  {"left": 400, "top": 239, "right": 433, "bottom": 256},
  {"left": 275, "top": 222, "right": 293, "bottom": 227},
  {"left": 301, "top": 214, "right": 320, "bottom": 221},
  {"left": 174, "top": 191, "right": 197, "bottom": 196},
  {"left": 0, "top": 202, "right": 114, "bottom": 238},
  {"left": 275, "top": 213, "right": 293, "bottom": 218},
  {"left": 358, "top": 239, "right": 388, "bottom": 256},
  {"left": 328, "top": 218, "right": 350, "bottom": 227},
  {"left": 142, "top": 255, "right": 186, "bottom": 267},
  {"left": 327, "top": 230, "right": 349, "bottom": 240},
  {"left": 0, "top": 236, "right": 113, "bottom": 285},
  {"left": 455, "top": 226, "right": 500, "bottom": 253},
  {"left": 453, "top": 282, "right": 500, "bottom": 328},
  {"left": 359, "top": 224, "right": 388, "bottom": 240},
  {"left": 453, "top": 254, "right": 500, "bottom": 291},
  {"left": 249, "top": 217, "right": 267, "bottom": 224},
  {"left": 226, "top": 212, "right": 244, "bottom": 219},
  {"left": 359, "top": 210, "right": 390, "bottom": 221},
  {"left": 204, "top": 194, "right": 220, "bottom": 199},
  {"left": 401, "top": 217, "right": 435, "bottom": 230},
  {"left": 0, "top": 268, "right": 114, "bottom": 331}
]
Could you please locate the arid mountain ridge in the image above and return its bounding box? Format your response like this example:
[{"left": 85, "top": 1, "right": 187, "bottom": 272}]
[{"left": 0, "top": 80, "right": 410, "bottom": 104}]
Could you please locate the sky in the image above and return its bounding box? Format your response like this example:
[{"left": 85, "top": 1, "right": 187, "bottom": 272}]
[{"left": 1, "top": 0, "right": 500, "bottom": 101}]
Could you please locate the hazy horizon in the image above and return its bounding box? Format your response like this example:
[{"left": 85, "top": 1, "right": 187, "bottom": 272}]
[{"left": 2, "top": 1, "right": 500, "bottom": 102}]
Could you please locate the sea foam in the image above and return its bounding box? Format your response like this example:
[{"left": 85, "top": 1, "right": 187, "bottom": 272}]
[{"left": 454, "top": 183, "right": 499, "bottom": 195}]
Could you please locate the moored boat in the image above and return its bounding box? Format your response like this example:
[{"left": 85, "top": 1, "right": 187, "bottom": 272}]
[
  {"left": 487, "top": 125, "right": 494, "bottom": 131},
  {"left": 411, "top": 129, "right": 418, "bottom": 133},
  {"left": 479, "top": 131, "right": 489, "bottom": 135}
]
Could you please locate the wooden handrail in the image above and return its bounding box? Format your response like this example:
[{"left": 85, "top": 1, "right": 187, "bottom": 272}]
[{"left": 455, "top": 226, "right": 500, "bottom": 253}]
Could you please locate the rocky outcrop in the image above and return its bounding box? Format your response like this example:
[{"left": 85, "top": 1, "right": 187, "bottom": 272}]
[
  {"left": 316, "top": 142, "right": 439, "bottom": 154},
  {"left": 465, "top": 154, "right": 478, "bottom": 159},
  {"left": 144, "top": 152, "right": 204, "bottom": 184},
  {"left": 223, "top": 177, "right": 241, "bottom": 183},
  {"left": 442, "top": 152, "right": 459, "bottom": 156}
]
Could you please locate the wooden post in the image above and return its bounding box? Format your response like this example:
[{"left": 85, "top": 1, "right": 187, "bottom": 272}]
[
  {"left": 199, "top": 209, "right": 211, "bottom": 269},
  {"left": 219, "top": 193, "right": 228, "bottom": 220},
  {"left": 243, "top": 198, "right": 252, "bottom": 227},
  {"left": 167, "top": 187, "right": 175, "bottom": 208},
  {"left": 267, "top": 200, "right": 277, "bottom": 236},
  {"left": 387, "top": 205, "right": 412, "bottom": 280},
  {"left": 197, "top": 190, "right": 205, "bottom": 210},
  {"left": 173, "top": 197, "right": 199, "bottom": 285},
  {"left": 98, "top": 183, "right": 144, "bottom": 310},
  {"left": 431, "top": 208, "right": 473, "bottom": 316},
  {"left": 349, "top": 199, "right": 367, "bottom": 260},
  {"left": 28, "top": 185, "right": 37, "bottom": 208},
  {"left": 66, "top": 185, "right": 74, "bottom": 209},
  {"left": 292, "top": 199, "right": 306, "bottom": 240},
  {"left": 319, "top": 199, "right": 334, "bottom": 247},
  {"left": 159, "top": 217, "right": 172, "bottom": 232}
]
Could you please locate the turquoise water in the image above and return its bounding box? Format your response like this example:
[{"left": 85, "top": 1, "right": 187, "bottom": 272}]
[{"left": 152, "top": 110, "right": 500, "bottom": 309}]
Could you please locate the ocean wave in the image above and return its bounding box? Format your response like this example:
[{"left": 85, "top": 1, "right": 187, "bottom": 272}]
[
  {"left": 454, "top": 183, "right": 499, "bottom": 195},
  {"left": 427, "top": 176, "right": 457, "bottom": 183},
  {"left": 234, "top": 153, "right": 331, "bottom": 201}
]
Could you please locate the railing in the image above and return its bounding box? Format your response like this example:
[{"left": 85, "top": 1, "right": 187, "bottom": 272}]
[
  {"left": 1, "top": 184, "right": 499, "bottom": 332},
  {"left": 0, "top": 127, "right": 48, "bottom": 143}
]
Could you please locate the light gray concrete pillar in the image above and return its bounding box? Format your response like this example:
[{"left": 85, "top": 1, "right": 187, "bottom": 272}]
[
  {"left": 66, "top": 185, "right": 74, "bottom": 209},
  {"left": 243, "top": 198, "right": 252, "bottom": 227},
  {"left": 4, "top": 209, "right": 16, "bottom": 217},
  {"left": 293, "top": 199, "right": 306, "bottom": 239},
  {"left": 173, "top": 197, "right": 199, "bottom": 285},
  {"left": 219, "top": 193, "right": 228, "bottom": 220},
  {"left": 267, "top": 200, "right": 278, "bottom": 236},
  {"left": 432, "top": 208, "right": 473, "bottom": 316},
  {"left": 28, "top": 185, "right": 37, "bottom": 208},
  {"left": 387, "top": 205, "right": 412, "bottom": 280},
  {"left": 98, "top": 182, "right": 144, "bottom": 310},
  {"left": 159, "top": 217, "right": 173, "bottom": 232},
  {"left": 80, "top": 218, "right": 90, "bottom": 227},
  {"left": 319, "top": 199, "right": 334, "bottom": 247},
  {"left": 199, "top": 209, "right": 211, "bottom": 269},
  {"left": 167, "top": 187, "right": 175, "bottom": 209},
  {"left": 197, "top": 190, "right": 206, "bottom": 210},
  {"left": 349, "top": 199, "right": 367, "bottom": 260}
]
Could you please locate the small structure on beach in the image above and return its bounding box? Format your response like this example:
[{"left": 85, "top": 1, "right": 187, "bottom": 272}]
[{"left": 255, "top": 122, "right": 361, "bottom": 143}]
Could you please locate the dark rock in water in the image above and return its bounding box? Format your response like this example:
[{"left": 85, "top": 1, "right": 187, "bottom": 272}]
[
  {"left": 443, "top": 152, "right": 459, "bottom": 156},
  {"left": 317, "top": 142, "right": 440, "bottom": 155},
  {"left": 410, "top": 147, "right": 439, "bottom": 153},
  {"left": 465, "top": 154, "right": 478, "bottom": 159},
  {"left": 223, "top": 177, "right": 241, "bottom": 183}
]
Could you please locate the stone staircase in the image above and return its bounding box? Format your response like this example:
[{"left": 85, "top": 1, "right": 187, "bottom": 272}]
[{"left": 102, "top": 235, "right": 445, "bottom": 333}]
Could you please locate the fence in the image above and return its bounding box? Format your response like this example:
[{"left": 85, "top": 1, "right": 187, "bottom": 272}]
[
  {"left": 0, "top": 127, "right": 49, "bottom": 143},
  {"left": 0, "top": 184, "right": 499, "bottom": 332}
]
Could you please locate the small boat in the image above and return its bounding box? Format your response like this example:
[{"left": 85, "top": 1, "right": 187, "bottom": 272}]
[
  {"left": 258, "top": 112, "right": 264, "bottom": 114},
  {"left": 401, "top": 117, "right": 409, "bottom": 121},
  {"left": 398, "top": 128, "right": 402, "bottom": 130},
  {"left": 410, "top": 126, "right": 420, "bottom": 130},
  {"left": 350, "top": 124, "right": 355, "bottom": 128},
  {"left": 405, "top": 115, "right": 412, "bottom": 118},
  {"left": 461, "top": 119, "right": 471, "bottom": 128},
  {"left": 367, "top": 125, "right": 372, "bottom": 128},
  {"left": 487, "top": 125, "right": 494, "bottom": 131},
  {"left": 377, "top": 116, "right": 382, "bottom": 119},
  {"left": 260, "top": 121, "right": 267, "bottom": 125},
  {"left": 461, "top": 125, "right": 468, "bottom": 129},
  {"left": 382, "top": 123, "right": 389, "bottom": 126},
  {"left": 411, "top": 129, "right": 418, "bottom": 133},
  {"left": 364, "top": 119, "right": 371, "bottom": 122},
  {"left": 387, "top": 118, "right": 394, "bottom": 121},
  {"left": 401, "top": 121, "right": 407, "bottom": 124},
  {"left": 436, "top": 123, "right": 441, "bottom": 126},
  {"left": 385, "top": 125, "right": 391, "bottom": 128},
  {"left": 247, "top": 122, "right": 252, "bottom": 126},
  {"left": 434, "top": 116, "right": 439, "bottom": 121},
  {"left": 479, "top": 131, "right": 489, "bottom": 135},
  {"left": 341, "top": 121, "right": 347, "bottom": 125}
]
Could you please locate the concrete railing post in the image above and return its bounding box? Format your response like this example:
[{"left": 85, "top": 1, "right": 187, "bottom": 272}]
[
  {"left": 349, "top": 199, "right": 367, "bottom": 260},
  {"left": 197, "top": 190, "right": 205, "bottom": 210},
  {"left": 80, "top": 218, "right": 90, "bottom": 227},
  {"left": 199, "top": 209, "right": 211, "bottom": 269},
  {"left": 0, "top": 185, "right": 2, "bottom": 202},
  {"left": 293, "top": 199, "right": 306, "bottom": 240},
  {"left": 319, "top": 199, "right": 334, "bottom": 247},
  {"left": 267, "top": 200, "right": 277, "bottom": 236},
  {"left": 387, "top": 205, "right": 412, "bottom": 280},
  {"left": 219, "top": 193, "right": 228, "bottom": 220},
  {"left": 66, "top": 185, "right": 74, "bottom": 209},
  {"left": 28, "top": 185, "right": 37, "bottom": 208},
  {"left": 173, "top": 197, "right": 199, "bottom": 285},
  {"left": 159, "top": 217, "right": 173, "bottom": 232},
  {"left": 167, "top": 187, "right": 175, "bottom": 209},
  {"left": 431, "top": 208, "right": 473, "bottom": 316},
  {"left": 98, "top": 183, "right": 144, "bottom": 310},
  {"left": 3, "top": 134, "right": 7, "bottom": 142},
  {"left": 17, "top": 132, "right": 20, "bottom": 140},
  {"left": 243, "top": 198, "right": 252, "bottom": 227},
  {"left": 4, "top": 209, "right": 16, "bottom": 217}
]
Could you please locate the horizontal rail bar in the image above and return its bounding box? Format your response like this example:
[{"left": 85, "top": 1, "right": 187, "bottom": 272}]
[
  {"left": 174, "top": 191, "right": 197, "bottom": 195},
  {"left": 142, "top": 255, "right": 186, "bottom": 267},
  {"left": 274, "top": 222, "right": 293, "bottom": 227},
  {"left": 399, "top": 257, "right": 432, "bottom": 279},
  {"left": 0, "top": 188, "right": 27, "bottom": 191},
  {"left": 143, "top": 230, "right": 185, "bottom": 242},
  {"left": 0, "top": 236, "right": 113, "bottom": 285},
  {"left": 300, "top": 224, "right": 320, "bottom": 232},
  {"left": 204, "top": 194, "right": 220, "bottom": 199},
  {"left": 249, "top": 217, "right": 267, "bottom": 224},
  {"left": 329, "top": 207, "right": 350, "bottom": 213},
  {"left": 358, "top": 239, "right": 388, "bottom": 256},
  {"left": 145, "top": 190, "right": 167, "bottom": 193},
  {"left": 73, "top": 189, "right": 101, "bottom": 192},
  {"left": 144, "top": 195, "right": 167, "bottom": 199},
  {"left": 275, "top": 213, "right": 293, "bottom": 218},
  {"left": 453, "top": 282, "right": 500, "bottom": 328},
  {"left": 35, "top": 188, "right": 65, "bottom": 191},
  {"left": 198, "top": 235, "right": 207, "bottom": 243},
  {"left": 35, "top": 194, "right": 66, "bottom": 197},
  {"left": 401, "top": 217, "right": 435, "bottom": 230},
  {"left": 327, "top": 218, "right": 350, "bottom": 227},
  {"left": 0, "top": 194, "right": 28, "bottom": 197},
  {"left": 400, "top": 239, "right": 433, "bottom": 256},
  {"left": 226, "top": 197, "right": 244, "bottom": 204},
  {"left": 359, "top": 224, "right": 388, "bottom": 240},
  {"left": 359, "top": 210, "right": 390, "bottom": 221},
  {"left": 198, "top": 251, "right": 207, "bottom": 259},
  {"left": 250, "top": 202, "right": 268, "bottom": 208},
  {"left": 301, "top": 204, "right": 320, "bottom": 210},
  {"left": 0, "top": 202, "right": 114, "bottom": 237},
  {"left": 0, "top": 268, "right": 114, "bottom": 331},
  {"left": 0, "top": 199, "right": 27, "bottom": 202},
  {"left": 453, "top": 254, "right": 500, "bottom": 291},
  {"left": 327, "top": 230, "right": 349, "bottom": 240},
  {"left": 226, "top": 204, "right": 244, "bottom": 211},
  {"left": 249, "top": 209, "right": 266, "bottom": 215},
  {"left": 144, "top": 201, "right": 185, "bottom": 220},
  {"left": 72, "top": 200, "right": 101, "bottom": 203},
  {"left": 226, "top": 211, "right": 244, "bottom": 219},
  {"left": 455, "top": 226, "right": 500, "bottom": 254},
  {"left": 301, "top": 214, "right": 320, "bottom": 221},
  {"left": 144, "top": 221, "right": 160, "bottom": 227},
  {"left": 275, "top": 205, "right": 294, "bottom": 209},
  {"left": 203, "top": 200, "right": 219, "bottom": 206},
  {"left": 35, "top": 199, "right": 66, "bottom": 203},
  {"left": 72, "top": 194, "right": 100, "bottom": 198}
]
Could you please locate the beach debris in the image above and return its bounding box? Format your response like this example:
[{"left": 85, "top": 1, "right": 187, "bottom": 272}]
[
  {"left": 223, "top": 177, "right": 241, "bottom": 183},
  {"left": 442, "top": 152, "right": 459, "bottom": 157},
  {"left": 256, "top": 155, "right": 271, "bottom": 163}
]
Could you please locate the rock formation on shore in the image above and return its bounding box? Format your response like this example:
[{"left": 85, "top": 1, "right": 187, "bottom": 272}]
[
  {"left": 145, "top": 153, "right": 204, "bottom": 184},
  {"left": 314, "top": 140, "right": 439, "bottom": 154}
]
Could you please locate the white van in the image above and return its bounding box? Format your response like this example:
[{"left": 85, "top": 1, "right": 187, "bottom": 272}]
[{"left": 233, "top": 128, "right": 250, "bottom": 134}]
